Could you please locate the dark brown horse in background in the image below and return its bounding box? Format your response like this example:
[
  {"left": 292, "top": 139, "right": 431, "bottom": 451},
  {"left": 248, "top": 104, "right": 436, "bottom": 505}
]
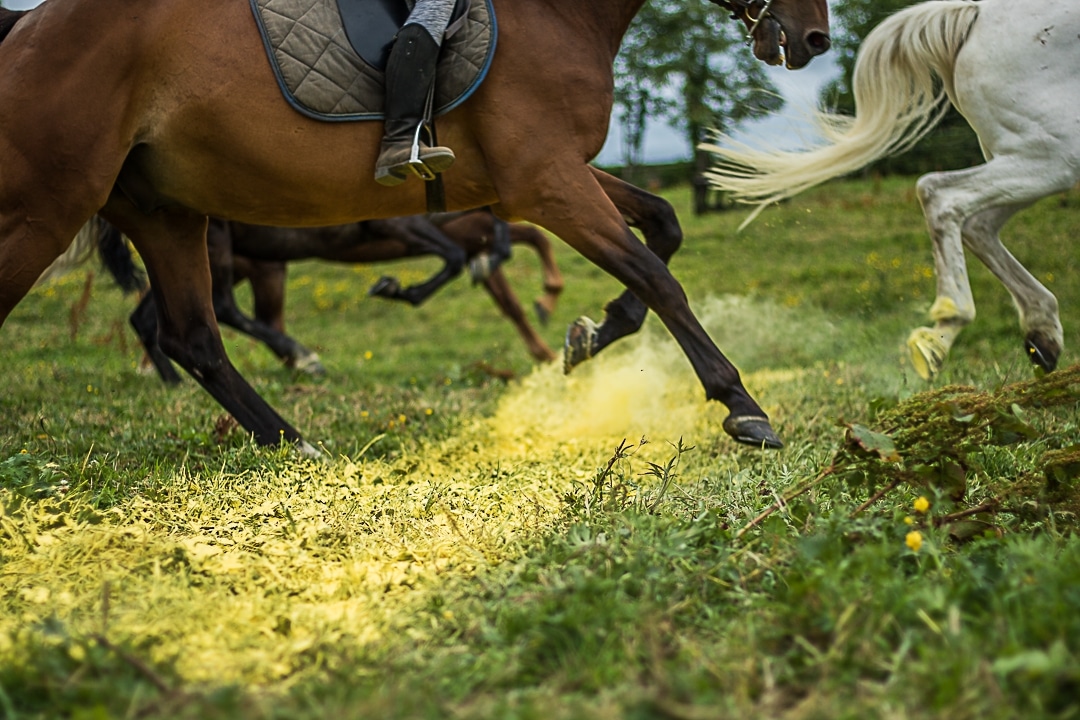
[
  {"left": 101, "top": 210, "right": 564, "bottom": 382},
  {"left": 0, "top": 0, "right": 830, "bottom": 452}
]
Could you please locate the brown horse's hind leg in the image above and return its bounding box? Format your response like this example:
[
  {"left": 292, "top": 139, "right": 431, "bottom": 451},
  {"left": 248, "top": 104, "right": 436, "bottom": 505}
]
[
  {"left": 513, "top": 171, "right": 780, "bottom": 449},
  {"left": 563, "top": 169, "right": 683, "bottom": 372},
  {"left": 100, "top": 196, "right": 314, "bottom": 452}
]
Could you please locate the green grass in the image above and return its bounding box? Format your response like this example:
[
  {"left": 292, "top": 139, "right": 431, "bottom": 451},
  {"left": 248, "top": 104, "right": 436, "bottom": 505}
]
[{"left": 2, "top": 176, "right": 1079, "bottom": 718}]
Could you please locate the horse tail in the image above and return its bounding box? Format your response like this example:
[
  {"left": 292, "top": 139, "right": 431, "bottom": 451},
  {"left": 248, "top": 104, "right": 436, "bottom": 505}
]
[
  {"left": 96, "top": 219, "right": 149, "bottom": 294},
  {"left": 702, "top": 0, "right": 980, "bottom": 225},
  {"left": 0, "top": 9, "right": 29, "bottom": 45},
  {"left": 32, "top": 217, "right": 148, "bottom": 292},
  {"left": 32, "top": 218, "right": 104, "bottom": 287}
]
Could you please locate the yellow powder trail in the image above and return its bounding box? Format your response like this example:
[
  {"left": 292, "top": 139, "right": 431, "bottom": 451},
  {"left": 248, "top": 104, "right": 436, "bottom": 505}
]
[
  {"left": 484, "top": 294, "right": 833, "bottom": 458},
  {"left": 0, "top": 295, "right": 842, "bottom": 694}
]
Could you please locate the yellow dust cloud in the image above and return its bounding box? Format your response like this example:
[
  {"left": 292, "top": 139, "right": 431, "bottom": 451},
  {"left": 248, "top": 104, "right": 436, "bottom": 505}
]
[{"left": 488, "top": 328, "right": 705, "bottom": 458}]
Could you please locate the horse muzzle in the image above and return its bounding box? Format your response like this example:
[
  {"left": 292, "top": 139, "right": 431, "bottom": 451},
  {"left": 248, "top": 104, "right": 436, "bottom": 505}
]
[
  {"left": 747, "top": 7, "right": 831, "bottom": 69},
  {"left": 785, "top": 25, "right": 831, "bottom": 69}
]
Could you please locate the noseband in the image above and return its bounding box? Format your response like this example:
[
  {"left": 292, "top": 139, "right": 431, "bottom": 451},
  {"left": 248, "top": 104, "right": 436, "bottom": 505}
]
[{"left": 716, "top": 0, "right": 777, "bottom": 44}]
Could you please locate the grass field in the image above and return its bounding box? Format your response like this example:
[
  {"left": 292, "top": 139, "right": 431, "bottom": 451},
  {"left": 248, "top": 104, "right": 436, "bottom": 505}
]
[{"left": 2, "top": 176, "right": 1079, "bottom": 718}]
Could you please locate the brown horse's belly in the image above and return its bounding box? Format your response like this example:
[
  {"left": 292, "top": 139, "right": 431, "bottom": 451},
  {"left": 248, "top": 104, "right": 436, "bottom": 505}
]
[{"left": 119, "top": 0, "right": 495, "bottom": 225}]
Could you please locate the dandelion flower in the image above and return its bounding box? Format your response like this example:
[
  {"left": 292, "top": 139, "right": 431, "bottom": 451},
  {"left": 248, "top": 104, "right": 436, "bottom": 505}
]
[
  {"left": 914, "top": 496, "right": 930, "bottom": 514},
  {"left": 903, "top": 515, "right": 914, "bottom": 525}
]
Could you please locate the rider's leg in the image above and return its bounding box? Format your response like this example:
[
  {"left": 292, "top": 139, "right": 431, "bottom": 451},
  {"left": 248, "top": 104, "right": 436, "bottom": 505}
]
[{"left": 374, "top": 1, "right": 457, "bottom": 186}]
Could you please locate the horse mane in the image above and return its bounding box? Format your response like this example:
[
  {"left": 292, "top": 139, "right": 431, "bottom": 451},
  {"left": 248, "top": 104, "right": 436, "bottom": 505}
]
[{"left": 0, "top": 9, "right": 28, "bottom": 44}]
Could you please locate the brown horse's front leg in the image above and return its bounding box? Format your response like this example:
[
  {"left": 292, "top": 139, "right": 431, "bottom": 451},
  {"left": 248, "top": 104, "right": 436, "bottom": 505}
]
[
  {"left": 563, "top": 168, "right": 684, "bottom": 372},
  {"left": 506, "top": 223, "right": 563, "bottom": 324},
  {"left": 480, "top": 268, "right": 557, "bottom": 363},
  {"left": 100, "top": 197, "right": 315, "bottom": 453},
  {"left": 517, "top": 173, "right": 781, "bottom": 449}
]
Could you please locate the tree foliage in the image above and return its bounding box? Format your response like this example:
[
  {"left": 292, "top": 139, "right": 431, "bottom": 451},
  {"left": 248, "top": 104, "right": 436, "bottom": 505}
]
[
  {"left": 613, "top": 0, "right": 782, "bottom": 172},
  {"left": 824, "top": 0, "right": 983, "bottom": 174}
]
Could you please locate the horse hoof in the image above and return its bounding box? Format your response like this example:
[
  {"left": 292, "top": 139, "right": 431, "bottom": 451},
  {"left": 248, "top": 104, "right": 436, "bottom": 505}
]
[
  {"left": 563, "top": 316, "right": 599, "bottom": 374},
  {"left": 722, "top": 415, "right": 783, "bottom": 449},
  {"left": 296, "top": 440, "right": 324, "bottom": 460},
  {"left": 906, "top": 327, "right": 949, "bottom": 381},
  {"left": 292, "top": 352, "right": 326, "bottom": 377},
  {"left": 1025, "top": 334, "right": 1060, "bottom": 373},
  {"left": 534, "top": 299, "right": 551, "bottom": 326},
  {"left": 369, "top": 276, "right": 400, "bottom": 298},
  {"left": 469, "top": 253, "right": 493, "bottom": 283}
]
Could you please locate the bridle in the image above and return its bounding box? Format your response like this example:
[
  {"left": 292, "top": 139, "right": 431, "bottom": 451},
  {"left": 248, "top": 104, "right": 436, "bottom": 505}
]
[{"left": 715, "top": 0, "right": 777, "bottom": 44}]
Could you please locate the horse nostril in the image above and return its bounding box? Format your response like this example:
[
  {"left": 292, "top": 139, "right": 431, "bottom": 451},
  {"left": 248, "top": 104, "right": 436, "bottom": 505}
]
[{"left": 806, "top": 31, "right": 831, "bottom": 54}]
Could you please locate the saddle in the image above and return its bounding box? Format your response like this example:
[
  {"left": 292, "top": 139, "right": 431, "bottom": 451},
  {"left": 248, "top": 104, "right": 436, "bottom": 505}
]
[
  {"left": 337, "top": 0, "right": 469, "bottom": 72},
  {"left": 249, "top": 0, "right": 496, "bottom": 121}
]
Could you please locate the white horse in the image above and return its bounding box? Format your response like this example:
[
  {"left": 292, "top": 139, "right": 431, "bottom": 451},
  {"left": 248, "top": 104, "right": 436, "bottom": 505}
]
[{"left": 703, "top": 0, "right": 1077, "bottom": 380}]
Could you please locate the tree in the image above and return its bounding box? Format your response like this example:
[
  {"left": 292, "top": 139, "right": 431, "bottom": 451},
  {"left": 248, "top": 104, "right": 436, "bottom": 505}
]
[
  {"left": 824, "top": 0, "right": 982, "bottom": 175},
  {"left": 613, "top": 0, "right": 782, "bottom": 186}
]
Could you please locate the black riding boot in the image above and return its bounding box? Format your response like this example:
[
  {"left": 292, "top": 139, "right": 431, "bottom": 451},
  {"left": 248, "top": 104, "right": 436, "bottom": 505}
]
[{"left": 374, "top": 24, "right": 455, "bottom": 187}]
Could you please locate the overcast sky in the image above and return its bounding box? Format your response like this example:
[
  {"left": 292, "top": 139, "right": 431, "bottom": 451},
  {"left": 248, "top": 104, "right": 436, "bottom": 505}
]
[
  {"left": 5, "top": 0, "right": 838, "bottom": 162},
  {"left": 596, "top": 55, "right": 839, "bottom": 164}
]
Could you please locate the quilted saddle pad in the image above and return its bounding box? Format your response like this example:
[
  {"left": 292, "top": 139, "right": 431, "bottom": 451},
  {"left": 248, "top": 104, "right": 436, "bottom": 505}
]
[{"left": 249, "top": 0, "right": 496, "bottom": 121}]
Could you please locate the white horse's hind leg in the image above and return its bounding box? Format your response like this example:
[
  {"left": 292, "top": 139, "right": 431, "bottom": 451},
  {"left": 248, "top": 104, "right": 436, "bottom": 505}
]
[
  {"left": 910, "top": 157, "right": 1072, "bottom": 379},
  {"left": 962, "top": 204, "right": 1063, "bottom": 372},
  {"left": 908, "top": 170, "right": 977, "bottom": 380}
]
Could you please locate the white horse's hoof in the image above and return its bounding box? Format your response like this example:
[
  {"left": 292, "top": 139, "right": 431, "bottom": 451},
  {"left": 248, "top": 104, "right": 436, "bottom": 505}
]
[{"left": 906, "top": 327, "right": 950, "bottom": 381}]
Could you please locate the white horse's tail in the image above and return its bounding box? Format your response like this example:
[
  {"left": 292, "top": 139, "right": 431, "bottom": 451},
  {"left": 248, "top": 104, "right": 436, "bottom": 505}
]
[
  {"left": 33, "top": 217, "right": 103, "bottom": 287},
  {"left": 702, "top": 0, "right": 980, "bottom": 225}
]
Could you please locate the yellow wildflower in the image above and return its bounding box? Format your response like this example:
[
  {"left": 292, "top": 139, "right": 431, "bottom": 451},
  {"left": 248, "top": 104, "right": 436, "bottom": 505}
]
[
  {"left": 905, "top": 531, "right": 923, "bottom": 553},
  {"left": 903, "top": 516, "right": 914, "bottom": 525},
  {"left": 914, "top": 496, "right": 930, "bottom": 514}
]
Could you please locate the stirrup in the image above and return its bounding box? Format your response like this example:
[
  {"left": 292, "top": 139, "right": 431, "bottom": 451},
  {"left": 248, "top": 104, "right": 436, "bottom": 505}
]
[{"left": 408, "top": 124, "right": 437, "bottom": 181}]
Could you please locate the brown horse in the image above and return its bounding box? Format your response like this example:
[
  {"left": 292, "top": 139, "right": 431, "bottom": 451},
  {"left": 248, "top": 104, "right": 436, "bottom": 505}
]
[
  {"left": 228, "top": 212, "right": 566, "bottom": 362},
  {"left": 0, "top": 0, "right": 830, "bottom": 452},
  {"left": 103, "top": 211, "right": 564, "bottom": 382}
]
